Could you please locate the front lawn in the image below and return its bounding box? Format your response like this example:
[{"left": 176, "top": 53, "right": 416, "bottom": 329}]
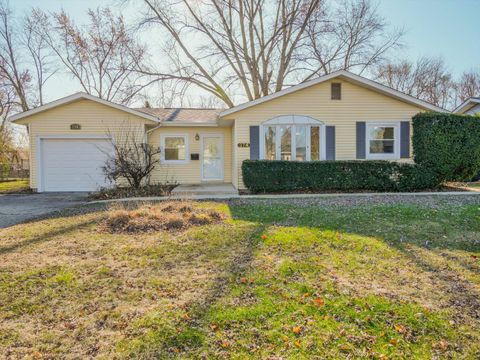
[
  {"left": 0, "top": 179, "right": 29, "bottom": 193},
  {"left": 1, "top": 198, "right": 479, "bottom": 358}
]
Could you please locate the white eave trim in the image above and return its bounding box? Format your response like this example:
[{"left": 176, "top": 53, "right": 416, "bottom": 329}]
[
  {"left": 453, "top": 98, "right": 480, "bottom": 114},
  {"left": 8, "top": 92, "right": 160, "bottom": 123},
  {"left": 220, "top": 70, "right": 448, "bottom": 117}
]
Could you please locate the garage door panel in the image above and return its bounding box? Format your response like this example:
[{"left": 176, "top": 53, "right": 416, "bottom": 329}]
[{"left": 41, "top": 138, "right": 114, "bottom": 192}]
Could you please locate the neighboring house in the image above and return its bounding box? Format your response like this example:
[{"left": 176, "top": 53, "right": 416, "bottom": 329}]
[
  {"left": 9, "top": 70, "right": 445, "bottom": 192},
  {"left": 454, "top": 97, "right": 480, "bottom": 115}
]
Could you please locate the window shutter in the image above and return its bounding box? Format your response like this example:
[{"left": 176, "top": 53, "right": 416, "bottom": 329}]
[
  {"left": 400, "top": 121, "right": 410, "bottom": 158},
  {"left": 325, "top": 126, "right": 336, "bottom": 160},
  {"left": 356, "top": 122, "right": 366, "bottom": 159},
  {"left": 249, "top": 126, "right": 260, "bottom": 160}
]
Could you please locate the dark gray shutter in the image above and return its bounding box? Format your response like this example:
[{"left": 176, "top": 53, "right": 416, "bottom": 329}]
[
  {"left": 325, "top": 126, "right": 335, "bottom": 160},
  {"left": 356, "top": 122, "right": 366, "bottom": 159},
  {"left": 400, "top": 121, "right": 410, "bottom": 158},
  {"left": 249, "top": 126, "right": 260, "bottom": 160}
]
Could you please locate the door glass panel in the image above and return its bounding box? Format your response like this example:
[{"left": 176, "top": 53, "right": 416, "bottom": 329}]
[
  {"left": 279, "top": 125, "right": 291, "bottom": 160},
  {"left": 264, "top": 126, "right": 276, "bottom": 160},
  {"left": 204, "top": 137, "right": 220, "bottom": 157},
  {"left": 310, "top": 126, "right": 320, "bottom": 160},
  {"left": 203, "top": 137, "right": 222, "bottom": 179},
  {"left": 295, "top": 126, "right": 307, "bottom": 161}
]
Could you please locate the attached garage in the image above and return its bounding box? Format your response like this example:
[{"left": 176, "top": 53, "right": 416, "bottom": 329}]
[
  {"left": 9, "top": 92, "right": 160, "bottom": 192},
  {"left": 38, "top": 137, "right": 113, "bottom": 192}
]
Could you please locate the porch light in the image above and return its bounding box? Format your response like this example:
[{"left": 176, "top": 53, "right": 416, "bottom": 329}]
[{"left": 195, "top": 133, "right": 200, "bottom": 141}]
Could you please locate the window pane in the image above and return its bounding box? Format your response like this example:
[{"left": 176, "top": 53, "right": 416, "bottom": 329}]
[
  {"left": 295, "top": 126, "right": 307, "bottom": 161},
  {"left": 369, "top": 126, "right": 394, "bottom": 140},
  {"left": 310, "top": 126, "right": 320, "bottom": 161},
  {"left": 165, "top": 137, "right": 186, "bottom": 160},
  {"left": 264, "top": 126, "right": 276, "bottom": 160},
  {"left": 369, "top": 140, "right": 394, "bottom": 154},
  {"left": 279, "top": 125, "right": 291, "bottom": 160}
]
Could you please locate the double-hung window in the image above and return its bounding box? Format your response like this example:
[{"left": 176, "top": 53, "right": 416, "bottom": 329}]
[
  {"left": 366, "top": 123, "right": 399, "bottom": 159},
  {"left": 161, "top": 134, "right": 188, "bottom": 164},
  {"left": 262, "top": 119, "right": 324, "bottom": 161}
]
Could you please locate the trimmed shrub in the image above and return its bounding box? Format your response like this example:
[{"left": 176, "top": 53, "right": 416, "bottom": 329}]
[
  {"left": 242, "top": 160, "right": 440, "bottom": 193},
  {"left": 412, "top": 112, "right": 480, "bottom": 181}
]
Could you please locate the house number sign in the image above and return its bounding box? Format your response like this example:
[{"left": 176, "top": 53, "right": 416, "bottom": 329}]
[
  {"left": 237, "top": 142, "right": 250, "bottom": 148},
  {"left": 70, "top": 124, "right": 81, "bottom": 130}
]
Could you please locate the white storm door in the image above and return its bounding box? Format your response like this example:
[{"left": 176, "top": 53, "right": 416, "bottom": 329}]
[{"left": 201, "top": 135, "right": 224, "bottom": 181}]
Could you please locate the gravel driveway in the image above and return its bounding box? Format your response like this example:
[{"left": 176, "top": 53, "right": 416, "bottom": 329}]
[{"left": 0, "top": 193, "right": 88, "bottom": 228}]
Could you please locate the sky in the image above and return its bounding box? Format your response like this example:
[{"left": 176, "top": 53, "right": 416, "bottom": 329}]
[{"left": 10, "top": 0, "right": 480, "bottom": 103}]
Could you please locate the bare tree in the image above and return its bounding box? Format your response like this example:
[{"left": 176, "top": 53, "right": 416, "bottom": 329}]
[
  {"left": 375, "top": 56, "right": 455, "bottom": 109},
  {"left": 36, "top": 7, "right": 149, "bottom": 104},
  {"left": 302, "top": 0, "right": 404, "bottom": 81},
  {"left": 456, "top": 70, "right": 480, "bottom": 103},
  {"left": 136, "top": 0, "right": 403, "bottom": 107},
  {"left": 102, "top": 130, "right": 161, "bottom": 189},
  {"left": 23, "top": 9, "right": 57, "bottom": 106},
  {"left": 0, "top": 2, "right": 56, "bottom": 112},
  {"left": 0, "top": 2, "right": 30, "bottom": 112}
]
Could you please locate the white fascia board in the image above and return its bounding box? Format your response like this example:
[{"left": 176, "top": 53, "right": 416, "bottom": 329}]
[
  {"left": 220, "top": 70, "right": 448, "bottom": 117},
  {"left": 9, "top": 92, "right": 160, "bottom": 124}
]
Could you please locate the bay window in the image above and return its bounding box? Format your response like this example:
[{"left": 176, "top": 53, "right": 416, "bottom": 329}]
[
  {"left": 366, "top": 123, "right": 399, "bottom": 159},
  {"left": 261, "top": 116, "right": 325, "bottom": 161}
]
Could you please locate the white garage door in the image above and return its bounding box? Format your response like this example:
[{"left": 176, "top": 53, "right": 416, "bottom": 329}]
[{"left": 41, "top": 138, "right": 114, "bottom": 192}]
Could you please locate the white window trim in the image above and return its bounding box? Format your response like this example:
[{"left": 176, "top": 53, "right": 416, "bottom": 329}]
[
  {"left": 259, "top": 116, "right": 326, "bottom": 161},
  {"left": 160, "top": 133, "right": 189, "bottom": 164},
  {"left": 365, "top": 122, "right": 400, "bottom": 160}
]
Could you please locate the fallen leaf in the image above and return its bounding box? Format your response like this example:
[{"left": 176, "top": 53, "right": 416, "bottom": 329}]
[
  {"left": 313, "top": 297, "right": 325, "bottom": 307},
  {"left": 64, "top": 322, "right": 75, "bottom": 330},
  {"left": 32, "top": 352, "right": 43, "bottom": 359},
  {"left": 182, "top": 313, "right": 190, "bottom": 320},
  {"left": 210, "top": 324, "right": 218, "bottom": 331},
  {"left": 261, "top": 234, "right": 267, "bottom": 241},
  {"left": 221, "top": 340, "right": 230, "bottom": 348},
  {"left": 302, "top": 292, "right": 310, "bottom": 298},
  {"left": 240, "top": 277, "right": 248, "bottom": 284},
  {"left": 294, "top": 340, "right": 301, "bottom": 348},
  {"left": 389, "top": 338, "right": 398, "bottom": 346},
  {"left": 379, "top": 355, "right": 389, "bottom": 360},
  {"left": 394, "top": 324, "right": 406, "bottom": 334},
  {"left": 433, "top": 340, "right": 449, "bottom": 351},
  {"left": 292, "top": 326, "right": 302, "bottom": 334}
]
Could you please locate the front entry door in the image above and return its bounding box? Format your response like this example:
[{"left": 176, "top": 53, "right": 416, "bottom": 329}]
[{"left": 202, "top": 135, "right": 224, "bottom": 181}]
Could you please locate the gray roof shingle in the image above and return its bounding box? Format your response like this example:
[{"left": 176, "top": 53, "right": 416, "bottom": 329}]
[{"left": 135, "top": 108, "right": 222, "bottom": 124}]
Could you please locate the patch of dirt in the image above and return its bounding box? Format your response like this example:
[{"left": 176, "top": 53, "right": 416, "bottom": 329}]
[{"left": 98, "top": 201, "right": 226, "bottom": 233}]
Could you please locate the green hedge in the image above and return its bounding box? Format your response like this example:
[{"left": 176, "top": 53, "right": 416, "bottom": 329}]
[
  {"left": 242, "top": 160, "right": 440, "bottom": 193},
  {"left": 412, "top": 112, "right": 480, "bottom": 181}
]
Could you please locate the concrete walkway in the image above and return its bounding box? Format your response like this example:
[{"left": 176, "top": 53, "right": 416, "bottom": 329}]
[{"left": 90, "top": 190, "right": 480, "bottom": 204}]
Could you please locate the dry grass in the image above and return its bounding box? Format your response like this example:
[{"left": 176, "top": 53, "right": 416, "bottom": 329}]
[
  {"left": 1, "top": 199, "right": 480, "bottom": 358},
  {"left": 99, "top": 201, "right": 225, "bottom": 233}
]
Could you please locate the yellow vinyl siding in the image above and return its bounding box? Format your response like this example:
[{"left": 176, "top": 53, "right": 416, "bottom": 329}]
[
  {"left": 148, "top": 127, "right": 232, "bottom": 184},
  {"left": 20, "top": 99, "right": 151, "bottom": 190},
  {"left": 224, "top": 79, "right": 425, "bottom": 189}
]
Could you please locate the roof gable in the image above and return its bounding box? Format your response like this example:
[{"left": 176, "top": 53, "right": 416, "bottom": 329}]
[
  {"left": 9, "top": 92, "right": 160, "bottom": 124},
  {"left": 453, "top": 97, "right": 480, "bottom": 114},
  {"left": 220, "top": 70, "right": 447, "bottom": 117}
]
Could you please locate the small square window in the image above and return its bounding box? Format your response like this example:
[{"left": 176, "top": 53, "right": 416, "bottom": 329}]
[
  {"left": 331, "top": 83, "right": 341, "bottom": 100},
  {"left": 161, "top": 135, "right": 188, "bottom": 163},
  {"left": 366, "top": 123, "right": 398, "bottom": 159}
]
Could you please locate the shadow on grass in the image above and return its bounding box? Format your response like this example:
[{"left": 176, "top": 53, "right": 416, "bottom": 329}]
[
  {"left": 228, "top": 200, "right": 480, "bottom": 321},
  {"left": 0, "top": 204, "right": 107, "bottom": 255}
]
